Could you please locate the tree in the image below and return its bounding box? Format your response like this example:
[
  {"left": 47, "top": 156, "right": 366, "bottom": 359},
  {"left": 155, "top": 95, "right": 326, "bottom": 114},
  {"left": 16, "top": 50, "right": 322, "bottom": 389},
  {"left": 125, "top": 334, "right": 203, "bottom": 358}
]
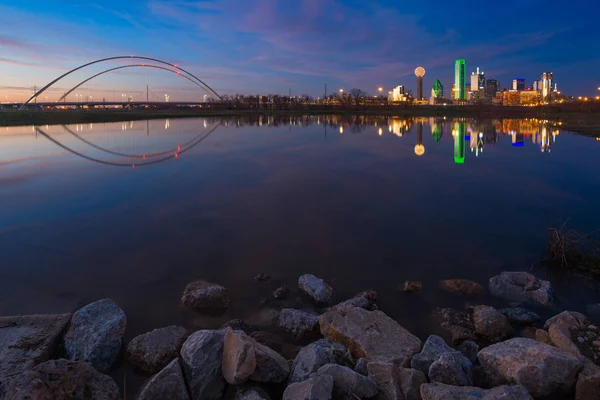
[{"left": 350, "top": 88, "right": 367, "bottom": 106}]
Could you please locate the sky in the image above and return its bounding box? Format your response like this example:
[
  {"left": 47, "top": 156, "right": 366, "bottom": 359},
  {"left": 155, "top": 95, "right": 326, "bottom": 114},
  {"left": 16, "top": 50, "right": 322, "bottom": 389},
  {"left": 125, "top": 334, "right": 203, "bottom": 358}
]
[{"left": 1, "top": 0, "right": 599, "bottom": 102}]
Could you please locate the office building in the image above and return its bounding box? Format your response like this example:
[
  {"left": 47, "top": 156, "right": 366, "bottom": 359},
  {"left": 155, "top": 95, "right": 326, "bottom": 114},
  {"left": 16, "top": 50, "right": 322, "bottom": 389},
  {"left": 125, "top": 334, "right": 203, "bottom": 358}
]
[
  {"left": 389, "top": 85, "right": 408, "bottom": 102},
  {"left": 541, "top": 72, "right": 553, "bottom": 101},
  {"left": 486, "top": 79, "right": 499, "bottom": 97},
  {"left": 431, "top": 79, "right": 444, "bottom": 98},
  {"left": 454, "top": 59, "right": 466, "bottom": 100},
  {"left": 470, "top": 67, "right": 485, "bottom": 91},
  {"left": 512, "top": 78, "right": 525, "bottom": 91}
]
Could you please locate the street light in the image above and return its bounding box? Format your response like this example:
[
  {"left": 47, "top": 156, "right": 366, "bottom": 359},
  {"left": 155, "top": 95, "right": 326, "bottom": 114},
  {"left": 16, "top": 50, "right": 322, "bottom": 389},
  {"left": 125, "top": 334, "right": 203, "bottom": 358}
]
[{"left": 339, "top": 89, "right": 344, "bottom": 94}]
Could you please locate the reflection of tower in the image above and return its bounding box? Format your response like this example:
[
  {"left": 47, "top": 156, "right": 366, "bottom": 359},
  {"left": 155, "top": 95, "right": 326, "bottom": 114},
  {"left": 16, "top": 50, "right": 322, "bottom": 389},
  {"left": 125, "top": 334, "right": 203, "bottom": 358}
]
[
  {"left": 415, "top": 66, "right": 426, "bottom": 100},
  {"left": 414, "top": 122, "right": 425, "bottom": 156},
  {"left": 453, "top": 122, "right": 466, "bottom": 164},
  {"left": 431, "top": 120, "right": 442, "bottom": 142}
]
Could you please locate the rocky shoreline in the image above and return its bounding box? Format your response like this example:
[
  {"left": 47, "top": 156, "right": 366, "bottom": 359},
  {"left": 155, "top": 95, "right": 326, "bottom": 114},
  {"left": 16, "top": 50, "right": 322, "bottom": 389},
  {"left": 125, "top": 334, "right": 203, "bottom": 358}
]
[{"left": 1, "top": 271, "right": 599, "bottom": 399}]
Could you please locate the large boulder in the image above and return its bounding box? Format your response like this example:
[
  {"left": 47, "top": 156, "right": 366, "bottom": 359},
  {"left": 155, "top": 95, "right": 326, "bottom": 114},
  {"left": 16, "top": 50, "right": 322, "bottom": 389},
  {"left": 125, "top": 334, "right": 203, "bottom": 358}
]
[
  {"left": 181, "top": 280, "right": 230, "bottom": 312},
  {"left": 439, "top": 279, "right": 485, "bottom": 295},
  {"left": 283, "top": 375, "right": 334, "bottom": 400},
  {"left": 549, "top": 322, "right": 582, "bottom": 357},
  {"left": 64, "top": 299, "right": 126, "bottom": 373},
  {"left": 501, "top": 308, "right": 540, "bottom": 325},
  {"left": 180, "top": 329, "right": 226, "bottom": 400},
  {"left": 126, "top": 325, "right": 188, "bottom": 374},
  {"left": 138, "top": 359, "right": 190, "bottom": 400},
  {"left": 278, "top": 309, "right": 319, "bottom": 341},
  {"left": 488, "top": 271, "right": 553, "bottom": 306},
  {"left": 220, "top": 319, "right": 253, "bottom": 334},
  {"left": 428, "top": 352, "right": 473, "bottom": 386},
  {"left": 248, "top": 334, "right": 290, "bottom": 383},
  {"left": 0, "top": 313, "right": 71, "bottom": 394},
  {"left": 331, "top": 290, "right": 378, "bottom": 311},
  {"left": 456, "top": 340, "right": 479, "bottom": 364},
  {"left": 477, "top": 337, "right": 583, "bottom": 398},
  {"left": 411, "top": 335, "right": 454, "bottom": 374},
  {"left": 319, "top": 307, "right": 421, "bottom": 367},
  {"left": 5, "top": 359, "right": 120, "bottom": 400},
  {"left": 367, "top": 361, "right": 426, "bottom": 400},
  {"left": 315, "top": 363, "right": 378, "bottom": 399},
  {"left": 472, "top": 305, "right": 513, "bottom": 343},
  {"left": 544, "top": 311, "right": 587, "bottom": 330},
  {"left": 289, "top": 339, "right": 352, "bottom": 383},
  {"left": 576, "top": 359, "right": 600, "bottom": 400},
  {"left": 436, "top": 308, "right": 477, "bottom": 344},
  {"left": 298, "top": 274, "right": 333, "bottom": 304},
  {"left": 420, "top": 383, "right": 533, "bottom": 400},
  {"left": 398, "top": 367, "right": 428, "bottom": 400}
]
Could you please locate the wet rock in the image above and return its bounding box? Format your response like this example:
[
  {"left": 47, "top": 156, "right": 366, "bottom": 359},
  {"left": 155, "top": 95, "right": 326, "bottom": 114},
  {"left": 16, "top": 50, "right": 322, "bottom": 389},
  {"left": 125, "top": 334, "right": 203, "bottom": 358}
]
[
  {"left": 457, "top": 340, "right": 479, "bottom": 364},
  {"left": 273, "top": 285, "right": 290, "bottom": 300},
  {"left": 535, "top": 329, "right": 553, "bottom": 345},
  {"left": 576, "top": 359, "right": 600, "bottom": 400},
  {"left": 489, "top": 271, "right": 553, "bottom": 306},
  {"left": 501, "top": 307, "right": 540, "bottom": 325},
  {"left": 289, "top": 339, "right": 352, "bottom": 383},
  {"left": 138, "top": 359, "right": 190, "bottom": 400},
  {"left": 398, "top": 367, "right": 428, "bottom": 400},
  {"left": 420, "top": 383, "right": 533, "bottom": 400},
  {"left": 249, "top": 335, "right": 290, "bottom": 383},
  {"left": 64, "top": 299, "right": 126, "bottom": 373},
  {"left": 220, "top": 319, "right": 253, "bottom": 334},
  {"left": 472, "top": 305, "right": 513, "bottom": 343},
  {"left": 319, "top": 307, "right": 422, "bottom": 367},
  {"left": 354, "top": 358, "right": 368, "bottom": 376},
  {"left": 222, "top": 329, "right": 258, "bottom": 385},
  {"left": 477, "top": 337, "right": 583, "bottom": 398},
  {"left": 315, "top": 363, "right": 378, "bottom": 399},
  {"left": 283, "top": 375, "right": 334, "bottom": 400},
  {"left": 180, "top": 329, "right": 226, "bottom": 400},
  {"left": 298, "top": 274, "right": 333, "bottom": 304},
  {"left": 549, "top": 322, "right": 582, "bottom": 357},
  {"left": 0, "top": 313, "right": 71, "bottom": 393},
  {"left": 403, "top": 281, "right": 423, "bottom": 293},
  {"left": 544, "top": 310, "right": 587, "bottom": 330},
  {"left": 332, "top": 290, "right": 378, "bottom": 311},
  {"left": 429, "top": 352, "right": 473, "bottom": 386},
  {"left": 5, "top": 359, "right": 119, "bottom": 400},
  {"left": 126, "top": 325, "right": 188, "bottom": 375},
  {"left": 254, "top": 273, "right": 272, "bottom": 282},
  {"left": 278, "top": 308, "right": 319, "bottom": 340},
  {"left": 411, "top": 335, "right": 454, "bottom": 374},
  {"left": 236, "top": 388, "right": 271, "bottom": 400},
  {"left": 439, "top": 279, "right": 485, "bottom": 295},
  {"left": 181, "top": 280, "right": 230, "bottom": 312},
  {"left": 436, "top": 308, "right": 476, "bottom": 344}
]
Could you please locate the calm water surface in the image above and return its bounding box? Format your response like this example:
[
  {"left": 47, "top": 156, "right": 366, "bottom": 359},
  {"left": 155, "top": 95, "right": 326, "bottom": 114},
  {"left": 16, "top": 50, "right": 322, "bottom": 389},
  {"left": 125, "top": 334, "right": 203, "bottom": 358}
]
[{"left": 1, "top": 115, "right": 600, "bottom": 391}]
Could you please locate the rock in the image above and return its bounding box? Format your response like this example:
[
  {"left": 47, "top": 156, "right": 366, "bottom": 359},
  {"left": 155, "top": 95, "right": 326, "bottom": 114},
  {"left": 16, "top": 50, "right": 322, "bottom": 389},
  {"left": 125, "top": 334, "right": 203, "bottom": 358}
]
[
  {"left": 181, "top": 280, "right": 230, "bottom": 312},
  {"left": 420, "top": 383, "right": 533, "bottom": 400},
  {"left": 354, "top": 358, "right": 368, "bottom": 376},
  {"left": 222, "top": 329, "right": 257, "bottom": 385},
  {"left": 273, "top": 285, "right": 290, "bottom": 300},
  {"left": 180, "top": 329, "right": 226, "bottom": 400},
  {"left": 5, "top": 359, "right": 119, "bottom": 400},
  {"left": 126, "top": 325, "right": 188, "bottom": 375},
  {"left": 283, "top": 375, "right": 334, "bottom": 400},
  {"left": 457, "top": 340, "right": 479, "bottom": 364},
  {"left": 139, "top": 359, "right": 190, "bottom": 400},
  {"left": 501, "top": 308, "right": 540, "bottom": 325},
  {"left": 549, "top": 322, "right": 582, "bottom": 357},
  {"left": 319, "top": 307, "right": 421, "bottom": 367},
  {"left": 249, "top": 335, "right": 290, "bottom": 383},
  {"left": 289, "top": 339, "right": 352, "bottom": 383},
  {"left": 403, "top": 281, "right": 423, "bottom": 293},
  {"left": 0, "top": 313, "right": 71, "bottom": 393},
  {"left": 411, "top": 335, "right": 454, "bottom": 374},
  {"left": 254, "top": 273, "right": 271, "bottom": 282},
  {"left": 278, "top": 308, "right": 319, "bottom": 340},
  {"left": 472, "top": 305, "right": 513, "bottom": 343},
  {"left": 398, "top": 367, "right": 427, "bottom": 400},
  {"left": 367, "top": 361, "right": 403, "bottom": 400},
  {"left": 489, "top": 271, "right": 553, "bottom": 306},
  {"left": 576, "top": 359, "right": 600, "bottom": 400},
  {"left": 315, "top": 363, "right": 378, "bottom": 399},
  {"left": 298, "top": 274, "right": 333, "bottom": 304},
  {"left": 544, "top": 310, "right": 587, "bottom": 330},
  {"left": 439, "top": 279, "right": 485, "bottom": 295},
  {"left": 477, "top": 337, "right": 583, "bottom": 398},
  {"left": 535, "top": 329, "right": 553, "bottom": 345},
  {"left": 64, "top": 299, "right": 126, "bottom": 373},
  {"left": 236, "top": 388, "right": 271, "bottom": 400},
  {"left": 429, "top": 352, "right": 473, "bottom": 386},
  {"left": 220, "top": 320, "right": 252, "bottom": 334},
  {"left": 331, "top": 290, "right": 378, "bottom": 311},
  {"left": 436, "top": 308, "right": 477, "bottom": 344}
]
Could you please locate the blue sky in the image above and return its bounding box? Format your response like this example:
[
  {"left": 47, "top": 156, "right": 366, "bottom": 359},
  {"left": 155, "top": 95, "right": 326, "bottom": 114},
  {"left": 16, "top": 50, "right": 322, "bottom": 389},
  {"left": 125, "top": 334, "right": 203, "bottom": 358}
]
[{"left": 1, "top": 0, "right": 599, "bottom": 101}]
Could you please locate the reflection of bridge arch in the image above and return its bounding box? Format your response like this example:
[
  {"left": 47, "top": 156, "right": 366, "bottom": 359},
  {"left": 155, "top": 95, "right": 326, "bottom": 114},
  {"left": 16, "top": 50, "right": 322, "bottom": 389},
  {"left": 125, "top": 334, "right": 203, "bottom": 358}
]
[{"left": 19, "top": 55, "right": 221, "bottom": 110}]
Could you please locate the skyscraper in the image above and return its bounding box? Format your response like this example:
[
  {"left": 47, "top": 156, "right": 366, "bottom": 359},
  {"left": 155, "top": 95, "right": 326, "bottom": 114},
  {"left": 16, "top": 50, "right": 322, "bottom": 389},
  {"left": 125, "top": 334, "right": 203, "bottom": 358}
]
[
  {"left": 470, "top": 67, "right": 485, "bottom": 92},
  {"left": 541, "top": 72, "right": 554, "bottom": 102},
  {"left": 486, "top": 79, "right": 499, "bottom": 98},
  {"left": 415, "top": 66, "right": 426, "bottom": 100},
  {"left": 512, "top": 79, "right": 525, "bottom": 91},
  {"left": 431, "top": 79, "right": 444, "bottom": 98},
  {"left": 454, "top": 59, "right": 466, "bottom": 101}
]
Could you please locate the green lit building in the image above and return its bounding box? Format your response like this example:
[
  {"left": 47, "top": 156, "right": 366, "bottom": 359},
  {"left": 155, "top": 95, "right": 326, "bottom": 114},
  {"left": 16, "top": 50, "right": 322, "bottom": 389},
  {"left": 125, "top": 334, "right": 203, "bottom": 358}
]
[
  {"left": 454, "top": 59, "right": 466, "bottom": 101},
  {"left": 431, "top": 79, "right": 444, "bottom": 98}
]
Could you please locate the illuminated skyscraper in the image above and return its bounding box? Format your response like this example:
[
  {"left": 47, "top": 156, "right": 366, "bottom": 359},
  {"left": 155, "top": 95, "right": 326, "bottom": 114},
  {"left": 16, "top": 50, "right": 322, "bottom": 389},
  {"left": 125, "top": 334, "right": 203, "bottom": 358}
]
[
  {"left": 415, "top": 66, "right": 426, "bottom": 100},
  {"left": 541, "top": 72, "right": 554, "bottom": 102},
  {"left": 453, "top": 122, "right": 466, "bottom": 164},
  {"left": 470, "top": 67, "right": 485, "bottom": 92},
  {"left": 512, "top": 79, "right": 525, "bottom": 91},
  {"left": 454, "top": 59, "right": 466, "bottom": 100},
  {"left": 431, "top": 79, "right": 444, "bottom": 98}
]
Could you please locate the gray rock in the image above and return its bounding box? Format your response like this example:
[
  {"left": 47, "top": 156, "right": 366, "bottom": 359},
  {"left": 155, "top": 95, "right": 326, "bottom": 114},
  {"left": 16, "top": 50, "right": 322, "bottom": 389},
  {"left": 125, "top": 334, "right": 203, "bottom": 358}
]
[
  {"left": 331, "top": 290, "right": 378, "bottom": 311},
  {"left": 236, "top": 388, "right": 271, "bottom": 400},
  {"left": 429, "top": 352, "right": 473, "bottom": 386},
  {"left": 249, "top": 336, "right": 290, "bottom": 383},
  {"left": 222, "top": 329, "right": 257, "bottom": 385},
  {"left": 576, "top": 359, "right": 600, "bottom": 400},
  {"left": 501, "top": 307, "right": 540, "bottom": 325},
  {"left": 289, "top": 339, "right": 352, "bottom": 383},
  {"left": 5, "top": 358, "right": 119, "bottom": 400},
  {"left": 139, "top": 359, "right": 190, "bottom": 400},
  {"left": 436, "top": 308, "right": 477, "bottom": 344},
  {"left": 126, "top": 325, "right": 188, "bottom": 374},
  {"left": 544, "top": 310, "right": 587, "bottom": 330},
  {"left": 0, "top": 313, "right": 71, "bottom": 394},
  {"left": 64, "top": 299, "right": 126, "bottom": 373},
  {"left": 279, "top": 309, "right": 319, "bottom": 340},
  {"left": 273, "top": 285, "right": 290, "bottom": 300},
  {"left": 411, "top": 335, "right": 454, "bottom": 374},
  {"left": 220, "top": 319, "right": 253, "bottom": 334},
  {"left": 180, "top": 329, "right": 226, "bottom": 400},
  {"left": 315, "top": 363, "right": 378, "bottom": 399},
  {"left": 472, "top": 305, "right": 513, "bottom": 343},
  {"left": 319, "top": 307, "right": 422, "bottom": 367},
  {"left": 398, "top": 367, "right": 427, "bottom": 400},
  {"left": 457, "top": 340, "right": 479, "bottom": 364},
  {"left": 181, "top": 280, "right": 230, "bottom": 312},
  {"left": 549, "top": 322, "right": 582, "bottom": 357},
  {"left": 367, "top": 361, "right": 402, "bottom": 400},
  {"left": 354, "top": 358, "right": 368, "bottom": 376},
  {"left": 439, "top": 279, "right": 485, "bottom": 295},
  {"left": 489, "top": 271, "right": 553, "bottom": 306},
  {"left": 477, "top": 337, "right": 583, "bottom": 398},
  {"left": 420, "top": 383, "right": 533, "bottom": 400},
  {"left": 283, "top": 375, "right": 334, "bottom": 400},
  {"left": 298, "top": 274, "right": 333, "bottom": 304}
]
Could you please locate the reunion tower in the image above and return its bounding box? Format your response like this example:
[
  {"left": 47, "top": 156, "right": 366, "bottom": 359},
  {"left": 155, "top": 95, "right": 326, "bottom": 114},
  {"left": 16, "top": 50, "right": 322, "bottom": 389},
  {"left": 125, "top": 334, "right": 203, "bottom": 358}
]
[{"left": 415, "top": 66, "right": 426, "bottom": 100}]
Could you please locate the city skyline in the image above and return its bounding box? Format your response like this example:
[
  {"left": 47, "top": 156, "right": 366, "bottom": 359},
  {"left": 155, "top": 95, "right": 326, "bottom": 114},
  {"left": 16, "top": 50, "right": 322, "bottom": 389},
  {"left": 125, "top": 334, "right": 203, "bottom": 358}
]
[{"left": 1, "top": 1, "right": 599, "bottom": 102}]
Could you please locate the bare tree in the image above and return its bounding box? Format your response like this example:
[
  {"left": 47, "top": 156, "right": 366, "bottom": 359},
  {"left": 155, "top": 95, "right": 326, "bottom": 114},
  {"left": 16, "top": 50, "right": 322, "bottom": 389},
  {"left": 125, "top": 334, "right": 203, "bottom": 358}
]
[{"left": 350, "top": 88, "right": 367, "bottom": 106}]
